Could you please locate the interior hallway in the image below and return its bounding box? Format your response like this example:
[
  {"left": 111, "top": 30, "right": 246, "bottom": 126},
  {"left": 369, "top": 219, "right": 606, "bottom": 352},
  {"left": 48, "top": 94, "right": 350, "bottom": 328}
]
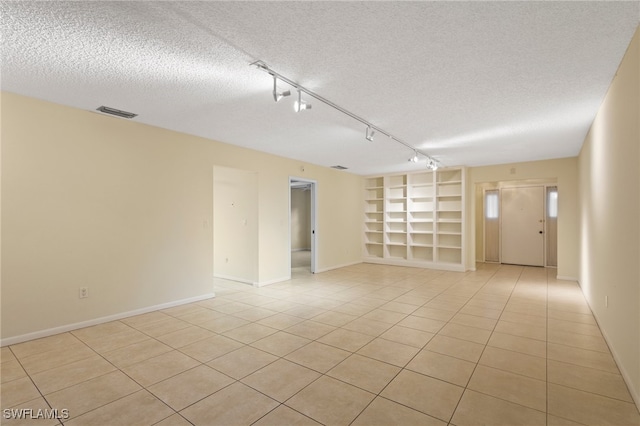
[
  {"left": 2, "top": 263, "right": 639, "bottom": 425},
  {"left": 291, "top": 250, "right": 312, "bottom": 279}
]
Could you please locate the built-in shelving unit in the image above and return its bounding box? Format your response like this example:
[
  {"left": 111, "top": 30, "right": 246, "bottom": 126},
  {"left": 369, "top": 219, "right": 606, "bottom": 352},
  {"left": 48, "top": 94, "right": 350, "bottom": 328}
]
[
  {"left": 363, "top": 167, "right": 465, "bottom": 271},
  {"left": 364, "top": 177, "right": 385, "bottom": 259}
]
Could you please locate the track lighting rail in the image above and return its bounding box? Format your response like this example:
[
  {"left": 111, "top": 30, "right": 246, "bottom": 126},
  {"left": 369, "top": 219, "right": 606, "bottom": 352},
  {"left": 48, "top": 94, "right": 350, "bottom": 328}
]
[{"left": 251, "top": 60, "right": 439, "bottom": 169}]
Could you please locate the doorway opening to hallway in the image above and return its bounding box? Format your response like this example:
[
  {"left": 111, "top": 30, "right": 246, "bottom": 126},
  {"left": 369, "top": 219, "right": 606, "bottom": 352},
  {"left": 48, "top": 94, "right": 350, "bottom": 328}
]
[{"left": 290, "top": 177, "right": 317, "bottom": 277}]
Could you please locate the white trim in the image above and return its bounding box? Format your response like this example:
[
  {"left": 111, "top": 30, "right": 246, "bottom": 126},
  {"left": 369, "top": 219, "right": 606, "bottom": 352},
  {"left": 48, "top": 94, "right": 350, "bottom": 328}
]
[
  {"left": 556, "top": 275, "right": 579, "bottom": 281},
  {"left": 0, "top": 293, "right": 215, "bottom": 347},
  {"left": 315, "top": 260, "right": 362, "bottom": 273},
  {"left": 582, "top": 294, "right": 640, "bottom": 411},
  {"left": 213, "top": 273, "right": 256, "bottom": 286},
  {"left": 256, "top": 275, "right": 291, "bottom": 287},
  {"left": 259, "top": 261, "right": 363, "bottom": 282},
  {"left": 600, "top": 325, "right": 640, "bottom": 410},
  {"left": 363, "top": 257, "right": 466, "bottom": 272}
]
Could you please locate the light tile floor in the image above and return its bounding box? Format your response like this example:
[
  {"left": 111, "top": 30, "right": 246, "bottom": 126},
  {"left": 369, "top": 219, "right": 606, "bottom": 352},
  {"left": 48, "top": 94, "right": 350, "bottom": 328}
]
[{"left": 2, "top": 263, "right": 640, "bottom": 425}]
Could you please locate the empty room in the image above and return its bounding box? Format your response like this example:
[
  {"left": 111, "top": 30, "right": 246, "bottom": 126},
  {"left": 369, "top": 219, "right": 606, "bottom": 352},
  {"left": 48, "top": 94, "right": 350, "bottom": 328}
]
[{"left": 1, "top": 2, "right": 639, "bottom": 425}]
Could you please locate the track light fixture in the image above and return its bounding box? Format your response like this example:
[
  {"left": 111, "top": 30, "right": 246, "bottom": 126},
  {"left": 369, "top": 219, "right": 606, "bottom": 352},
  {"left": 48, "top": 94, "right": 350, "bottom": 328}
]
[
  {"left": 272, "top": 76, "right": 291, "bottom": 102},
  {"left": 365, "top": 126, "right": 375, "bottom": 142},
  {"left": 294, "top": 89, "right": 311, "bottom": 112},
  {"left": 251, "top": 60, "right": 440, "bottom": 168}
]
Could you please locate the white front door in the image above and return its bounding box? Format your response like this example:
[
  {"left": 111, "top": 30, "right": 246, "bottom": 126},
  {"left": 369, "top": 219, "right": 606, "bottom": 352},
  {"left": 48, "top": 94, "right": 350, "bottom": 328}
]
[{"left": 501, "top": 186, "right": 544, "bottom": 266}]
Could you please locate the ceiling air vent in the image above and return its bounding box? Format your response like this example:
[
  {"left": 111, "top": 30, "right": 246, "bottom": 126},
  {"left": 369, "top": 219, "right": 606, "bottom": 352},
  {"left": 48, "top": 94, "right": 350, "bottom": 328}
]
[
  {"left": 331, "top": 165, "right": 348, "bottom": 170},
  {"left": 96, "top": 106, "right": 138, "bottom": 119}
]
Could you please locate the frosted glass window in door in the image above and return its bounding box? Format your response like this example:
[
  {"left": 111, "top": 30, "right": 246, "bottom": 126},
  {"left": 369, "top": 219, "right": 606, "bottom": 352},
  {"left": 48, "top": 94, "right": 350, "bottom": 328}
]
[{"left": 484, "top": 190, "right": 499, "bottom": 262}]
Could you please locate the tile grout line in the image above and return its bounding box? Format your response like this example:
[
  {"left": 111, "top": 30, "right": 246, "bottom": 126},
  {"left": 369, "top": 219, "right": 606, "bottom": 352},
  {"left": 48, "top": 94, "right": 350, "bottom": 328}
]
[
  {"left": 3, "top": 269, "right": 486, "bottom": 424},
  {"left": 10, "top": 332, "right": 176, "bottom": 425},
  {"left": 442, "top": 264, "right": 520, "bottom": 424},
  {"left": 5, "top": 345, "right": 56, "bottom": 420},
  {"left": 239, "top": 268, "right": 471, "bottom": 425},
  {"left": 69, "top": 328, "right": 184, "bottom": 425},
  {"left": 260, "top": 267, "right": 451, "bottom": 422},
  {"left": 546, "top": 266, "right": 550, "bottom": 426},
  {"left": 345, "top": 269, "right": 473, "bottom": 425},
  {"left": 7, "top": 264, "right": 635, "bottom": 425}
]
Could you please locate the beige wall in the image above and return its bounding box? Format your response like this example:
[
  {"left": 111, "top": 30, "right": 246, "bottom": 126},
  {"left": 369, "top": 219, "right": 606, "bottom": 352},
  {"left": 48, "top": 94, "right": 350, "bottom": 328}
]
[
  {"left": 291, "top": 188, "right": 311, "bottom": 250},
  {"left": 1, "top": 93, "right": 363, "bottom": 342},
  {"left": 213, "top": 166, "right": 258, "bottom": 284},
  {"left": 467, "top": 157, "right": 579, "bottom": 278},
  {"left": 578, "top": 26, "right": 639, "bottom": 406}
]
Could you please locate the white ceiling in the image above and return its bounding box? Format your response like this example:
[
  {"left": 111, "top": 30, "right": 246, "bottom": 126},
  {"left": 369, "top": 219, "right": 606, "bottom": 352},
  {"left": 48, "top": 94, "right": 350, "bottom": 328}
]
[{"left": 2, "top": 1, "right": 638, "bottom": 175}]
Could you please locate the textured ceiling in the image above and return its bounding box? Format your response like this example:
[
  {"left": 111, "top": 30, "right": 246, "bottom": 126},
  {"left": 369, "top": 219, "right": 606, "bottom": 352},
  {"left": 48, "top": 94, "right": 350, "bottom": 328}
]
[{"left": 2, "top": 1, "right": 638, "bottom": 175}]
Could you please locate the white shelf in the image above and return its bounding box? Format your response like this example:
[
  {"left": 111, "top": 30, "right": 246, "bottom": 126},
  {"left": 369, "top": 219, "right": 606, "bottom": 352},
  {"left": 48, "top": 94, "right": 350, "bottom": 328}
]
[{"left": 363, "top": 167, "right": 465, "bottom": 271}]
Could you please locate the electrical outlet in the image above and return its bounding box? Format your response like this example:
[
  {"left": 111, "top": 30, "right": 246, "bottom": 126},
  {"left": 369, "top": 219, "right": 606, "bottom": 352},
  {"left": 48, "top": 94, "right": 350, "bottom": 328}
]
[{"left": 79, "top": 287, "right": 89, "bottom": 299}]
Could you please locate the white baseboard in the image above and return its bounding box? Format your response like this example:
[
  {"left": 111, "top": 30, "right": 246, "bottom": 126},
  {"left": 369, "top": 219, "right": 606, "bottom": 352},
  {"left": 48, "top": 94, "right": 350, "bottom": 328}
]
[
  {"left": 256, "top": 275, "right": 291, "bottom": 287},
  {"left": 583, "top": 298, "right": 640, "bottom": 411},
  {"left": 213, "top": 273, "right": 257, "bottom": 286},
  {"left": 214, "top": 261, "right": 365, "bottom": 288},
  {"left": 362, "top": 257, "right": 465, "bottom": 272},
  {"left": 556, "top": 275, "right": 579, "bottom": 281},
  {"left": 315, "top": 260, "right": 362, "bottom": 273},
  {"left": 255, "top": 261, "right": 363, "bottom": 286},
  {"left": 0, "top": 293, "right": 215, "bottom": 347}
]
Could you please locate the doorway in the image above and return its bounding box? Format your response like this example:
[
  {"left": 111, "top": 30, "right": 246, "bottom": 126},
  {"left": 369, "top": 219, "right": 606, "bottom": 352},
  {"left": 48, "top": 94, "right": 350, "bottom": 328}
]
[
  {"left": 289, "top": 177, "right": 317, "bottom": 275},
  {"left": 479, "top": 181, "right": 558, "bottom": 267}
]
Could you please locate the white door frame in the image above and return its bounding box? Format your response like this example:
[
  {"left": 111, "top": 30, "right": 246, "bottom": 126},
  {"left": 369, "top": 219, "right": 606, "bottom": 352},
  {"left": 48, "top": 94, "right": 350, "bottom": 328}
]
[
  {"left": 289, "top": 177, "right": 318, "bottom": 274},
  {"left": 479, "top": 181, "right": 557, "bottom": 267}
]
